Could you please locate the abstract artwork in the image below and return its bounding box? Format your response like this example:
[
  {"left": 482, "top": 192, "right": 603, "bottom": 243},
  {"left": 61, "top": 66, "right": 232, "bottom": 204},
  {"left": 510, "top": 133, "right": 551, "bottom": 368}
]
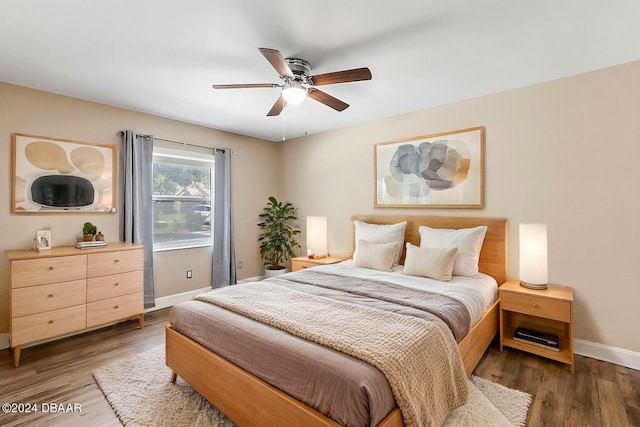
[
  {"left": 374, "top": 127, "right": 484, "bottom": 208},
  {"left": 12, "top": 133, "right": 115, "bottom": 213}
]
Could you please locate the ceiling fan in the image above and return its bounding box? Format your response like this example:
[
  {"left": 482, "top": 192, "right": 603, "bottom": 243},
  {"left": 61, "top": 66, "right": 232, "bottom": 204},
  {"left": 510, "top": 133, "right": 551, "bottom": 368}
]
[{"left": 212, "top": 47, "right": 372, "bottom": 117}]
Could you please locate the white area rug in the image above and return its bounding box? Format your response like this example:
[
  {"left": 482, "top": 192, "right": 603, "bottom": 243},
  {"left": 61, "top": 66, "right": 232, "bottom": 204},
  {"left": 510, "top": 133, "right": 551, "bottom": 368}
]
[{"left": 93, "top": 346, "right": 530, "bottom": 426}]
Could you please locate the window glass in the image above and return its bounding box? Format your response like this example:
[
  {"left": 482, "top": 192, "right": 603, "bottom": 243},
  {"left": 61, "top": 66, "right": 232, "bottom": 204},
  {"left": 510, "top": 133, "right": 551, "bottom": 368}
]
[{"left": 152, "top": 147, "right": 214, "bottom": 250}]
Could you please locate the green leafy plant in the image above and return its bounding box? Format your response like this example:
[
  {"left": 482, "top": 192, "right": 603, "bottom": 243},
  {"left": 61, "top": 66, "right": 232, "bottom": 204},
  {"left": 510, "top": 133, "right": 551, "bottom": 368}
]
[
  {"left": 83, "top": 222, "right": 97, "bottom": 236},
  {"left": 258, "top": 197, "right": 301, "bottom": 270}
]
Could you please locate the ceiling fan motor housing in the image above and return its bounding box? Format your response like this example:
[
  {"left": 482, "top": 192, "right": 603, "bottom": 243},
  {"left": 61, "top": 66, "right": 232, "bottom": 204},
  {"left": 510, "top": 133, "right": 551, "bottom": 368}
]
[{"left": 285, "top": 58, "right": 311, "bottom": 83}]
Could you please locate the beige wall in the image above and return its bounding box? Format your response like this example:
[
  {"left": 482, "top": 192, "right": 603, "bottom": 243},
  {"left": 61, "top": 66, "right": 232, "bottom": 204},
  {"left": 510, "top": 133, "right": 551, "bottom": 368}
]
[
  {"left": 279, "top": 61, "right": 640, "bottom": 353},
  {"left": 3, "top": 61, "right": 639, "bottom": 355},
  {"left": 0, "top": 82, "right": 278, "bottom": 333}
]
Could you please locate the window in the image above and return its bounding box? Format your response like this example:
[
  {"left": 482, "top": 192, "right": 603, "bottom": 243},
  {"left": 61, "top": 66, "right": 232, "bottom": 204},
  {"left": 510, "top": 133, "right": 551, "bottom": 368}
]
[{"left": 152, "top": 147, "right": 214, "bottom": 251}]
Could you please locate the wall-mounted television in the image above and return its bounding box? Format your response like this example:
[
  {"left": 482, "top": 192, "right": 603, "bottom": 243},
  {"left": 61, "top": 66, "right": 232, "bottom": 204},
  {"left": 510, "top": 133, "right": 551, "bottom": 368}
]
[{"left": 31, "top": 175, "right": 95, "bottom": 209}]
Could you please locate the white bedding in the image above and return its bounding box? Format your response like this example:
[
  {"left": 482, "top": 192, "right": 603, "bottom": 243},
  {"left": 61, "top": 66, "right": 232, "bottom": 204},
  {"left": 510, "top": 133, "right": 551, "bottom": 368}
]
[{"left": 311, "top": 260, "right": 498, "bottom": 327}]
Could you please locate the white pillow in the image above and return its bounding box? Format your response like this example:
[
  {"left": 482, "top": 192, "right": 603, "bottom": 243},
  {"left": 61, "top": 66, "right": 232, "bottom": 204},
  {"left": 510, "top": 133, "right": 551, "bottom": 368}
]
[
  {"left": 403, "top": 243, "right": 458, "bottom": 281},
  {"left": 353, "top": 220, "right": 407, "bottom": 266},
  {"left": 353, "top": 240, "right": 399, "bottom": 272},
  {"left": 418, "top": 225, "right": 487, "bottom": 276}
]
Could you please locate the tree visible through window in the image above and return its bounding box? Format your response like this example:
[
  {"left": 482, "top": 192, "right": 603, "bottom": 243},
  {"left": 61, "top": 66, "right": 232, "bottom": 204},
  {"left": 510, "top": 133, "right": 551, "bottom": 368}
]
[{"left": 152, "top": 147, "right": 214, "bottom": 250}]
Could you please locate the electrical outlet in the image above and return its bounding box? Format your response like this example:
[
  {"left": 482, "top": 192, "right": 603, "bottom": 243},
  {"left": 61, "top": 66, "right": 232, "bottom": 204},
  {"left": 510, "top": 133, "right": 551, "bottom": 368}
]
[
  {"left": 238, "top": 261, "right": 243, "bottom": 269},
  {"left": 186, "top": 270, "right": 192, "bottom": 279}
]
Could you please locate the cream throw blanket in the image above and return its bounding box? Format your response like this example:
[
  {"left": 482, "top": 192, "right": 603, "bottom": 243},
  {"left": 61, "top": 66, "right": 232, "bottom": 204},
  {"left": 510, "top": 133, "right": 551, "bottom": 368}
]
[{"left": 196, "top": 282, "right": 468, "bottom": 427}]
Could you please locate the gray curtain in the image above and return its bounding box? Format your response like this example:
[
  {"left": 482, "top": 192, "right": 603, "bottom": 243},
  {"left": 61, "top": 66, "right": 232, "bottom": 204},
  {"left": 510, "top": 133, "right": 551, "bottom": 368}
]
[
  {"left": 121, "top": 130, "right": 155, "bottom": 307},
  {"left": 212, "top": 148, "right": 236, "bottom": 288}
]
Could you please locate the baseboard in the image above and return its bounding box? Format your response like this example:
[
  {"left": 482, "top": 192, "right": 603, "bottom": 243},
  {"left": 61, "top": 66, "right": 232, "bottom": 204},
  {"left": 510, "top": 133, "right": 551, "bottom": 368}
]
[
  {"left": 0, "top": 333, "right": 9, "bottom": 351},
  {"left": 146, "top": 286, "right": 212, "bottom": 312},
  {"left": 146, "top": 276, "right": 263, "bottom": 312},
  {"left": 575, "top": 339, "right": 640, "bottom": 371}
]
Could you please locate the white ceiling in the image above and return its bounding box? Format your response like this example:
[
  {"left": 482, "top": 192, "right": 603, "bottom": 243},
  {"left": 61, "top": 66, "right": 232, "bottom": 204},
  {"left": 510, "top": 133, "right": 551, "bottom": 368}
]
[{"left": 2, "top": 1, "right": 639, "bottom": 142}]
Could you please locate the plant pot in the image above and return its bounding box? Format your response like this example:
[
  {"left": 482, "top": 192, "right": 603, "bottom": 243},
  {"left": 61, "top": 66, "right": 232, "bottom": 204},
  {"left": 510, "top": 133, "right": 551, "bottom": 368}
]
[
  {"left": 264, "top": 266, "right": 287, "bottom": 278},
  {"left": 83, "top": 234, "right": 94, "bottom": 242}
]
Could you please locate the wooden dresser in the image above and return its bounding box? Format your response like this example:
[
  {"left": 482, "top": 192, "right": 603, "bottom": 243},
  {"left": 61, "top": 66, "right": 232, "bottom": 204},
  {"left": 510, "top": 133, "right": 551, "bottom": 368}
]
[{"left": 6, "top": 242, "right": 144, "bottom": 367}]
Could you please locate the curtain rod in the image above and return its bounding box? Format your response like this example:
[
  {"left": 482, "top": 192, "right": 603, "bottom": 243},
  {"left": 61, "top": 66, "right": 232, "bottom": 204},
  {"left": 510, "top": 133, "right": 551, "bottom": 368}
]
[{"left": 119, "top": 131, "right": 231, "bottom": 153}]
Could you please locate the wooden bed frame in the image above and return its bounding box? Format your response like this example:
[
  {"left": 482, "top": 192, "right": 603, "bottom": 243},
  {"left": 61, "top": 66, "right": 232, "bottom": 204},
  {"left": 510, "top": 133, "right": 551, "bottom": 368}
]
[{"left": 166, "top": 215, "right": 508, "bottom": 427}]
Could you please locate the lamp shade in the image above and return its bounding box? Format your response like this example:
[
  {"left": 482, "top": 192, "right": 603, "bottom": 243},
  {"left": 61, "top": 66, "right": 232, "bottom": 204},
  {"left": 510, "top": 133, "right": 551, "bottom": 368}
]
[
  {"left": 282, "top": 82, "right": 307, "bottom": 105},
  {"left": 519, "top": 223, "right": 548, "bottom": 287},
  {"left": 306, "top": 216, "right": 327, "bottom": 258}
]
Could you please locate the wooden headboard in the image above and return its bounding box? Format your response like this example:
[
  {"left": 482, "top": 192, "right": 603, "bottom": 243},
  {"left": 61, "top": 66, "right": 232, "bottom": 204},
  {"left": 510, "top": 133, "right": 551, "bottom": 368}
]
[{"left": 351, "top": 215, "right": 508, "bottom": 285}]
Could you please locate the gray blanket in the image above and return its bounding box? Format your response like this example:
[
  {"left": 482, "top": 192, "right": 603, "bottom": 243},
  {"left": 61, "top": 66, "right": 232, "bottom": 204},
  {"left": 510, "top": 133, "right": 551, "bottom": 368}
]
[{"left": 195, "top": 270, "right": 469, "bottom": 426}]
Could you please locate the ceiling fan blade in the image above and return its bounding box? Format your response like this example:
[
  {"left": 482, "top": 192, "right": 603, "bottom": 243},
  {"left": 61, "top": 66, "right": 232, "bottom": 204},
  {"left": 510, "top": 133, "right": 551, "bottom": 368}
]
[
  {"left": 310, "top": 67, "right": 372, "bottom": 86},
  {"left": 258, "top": 47, "right": 294, "bottom": 78},
  {"left": 307, "top": 88, "right": 349, "bottom": 112},
  {"left": 267, "top": 94, "right": 287, "bottom": 116},
  {"left": 212, "top": 83, "right": 279, "bottom": 89}
]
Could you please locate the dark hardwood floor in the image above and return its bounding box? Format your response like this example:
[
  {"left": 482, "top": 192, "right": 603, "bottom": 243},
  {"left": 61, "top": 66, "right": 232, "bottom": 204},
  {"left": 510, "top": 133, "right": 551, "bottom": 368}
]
[{"left": 1, "top": 308, "right": 638, "bottom": 426}]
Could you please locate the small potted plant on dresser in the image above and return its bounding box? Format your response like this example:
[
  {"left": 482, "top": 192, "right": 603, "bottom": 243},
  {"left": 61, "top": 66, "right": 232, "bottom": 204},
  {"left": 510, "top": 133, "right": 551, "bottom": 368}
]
[
  {"left": 83, "top": 222, "right": 97, "bottom": 241},
  {"left": 258, "top": 196, "right": 301, "bottom": 278}
]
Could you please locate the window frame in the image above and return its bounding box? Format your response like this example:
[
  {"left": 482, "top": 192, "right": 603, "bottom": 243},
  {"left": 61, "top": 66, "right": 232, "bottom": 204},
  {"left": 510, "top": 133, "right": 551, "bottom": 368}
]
[{"left": 152, "top": 146, "right": 214, "bottom": 252}]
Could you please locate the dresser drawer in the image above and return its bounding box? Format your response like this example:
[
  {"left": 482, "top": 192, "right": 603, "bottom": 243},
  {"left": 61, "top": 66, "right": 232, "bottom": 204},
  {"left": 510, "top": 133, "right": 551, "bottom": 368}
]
[
  {"left": 87, "top": 249, "right": 143, "bottom": 278},
  {"left": 11, "top": 255, "right": 87, "bottom": 288},
  {"left": 501, "top": 292, "right": 571, "bottom": 322},
  {"left": 11, "top": 305, "right": 86, "bottom": 347},
  {"left": 87, "top": 270, "right": 142, "bottom": 302},
  {"left": 12, "top": 280, "right": 86, "bottom": 317},
  {"left": 86, "top": 292, "right": 143, "bottom": 328}
]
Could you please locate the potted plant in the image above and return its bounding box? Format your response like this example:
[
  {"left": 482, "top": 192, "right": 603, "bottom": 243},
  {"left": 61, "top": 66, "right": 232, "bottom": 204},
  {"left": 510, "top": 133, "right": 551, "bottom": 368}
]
[
  {"left": 83, "top": 222, "right": 97, "bottom": 242},
  {"left": 258, "top": 196, "right": 301, "bottom": 277}
]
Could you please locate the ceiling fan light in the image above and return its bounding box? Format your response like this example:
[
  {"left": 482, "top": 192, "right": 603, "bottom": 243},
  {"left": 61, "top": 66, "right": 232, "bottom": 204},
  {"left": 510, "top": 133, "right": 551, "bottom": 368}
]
[{"left": 282, "top": 82, "right": 307, "bottom": 105}]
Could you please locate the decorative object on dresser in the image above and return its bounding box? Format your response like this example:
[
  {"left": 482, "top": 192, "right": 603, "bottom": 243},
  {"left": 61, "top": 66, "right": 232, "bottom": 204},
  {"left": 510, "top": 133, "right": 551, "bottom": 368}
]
[
  {"left": 83, "top": 221, "right": 98, "bottom": 242},
  {"left": 6, "top": 242, "right": 144, "bottom": 367},
  {"left": 374, "top": 126, "right": 485, "bottom": 209},
  {"left": 291, "top": 255, "right": 348, "bottom": 272},
  {"left": 35, "top": 228, "right": 52, "bottom": 251},
  {"left": 499, "top": 279, "right": 574, "bottom": 372},
  {"left": 519, "top": 223, "right": 549, "bottom": 290}
]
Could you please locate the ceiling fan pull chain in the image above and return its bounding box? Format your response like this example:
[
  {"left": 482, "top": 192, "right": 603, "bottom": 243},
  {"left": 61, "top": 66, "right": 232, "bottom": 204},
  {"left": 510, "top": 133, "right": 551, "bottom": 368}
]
[{"left": 282, "top": 106, "right": 286, "bottom": 141}]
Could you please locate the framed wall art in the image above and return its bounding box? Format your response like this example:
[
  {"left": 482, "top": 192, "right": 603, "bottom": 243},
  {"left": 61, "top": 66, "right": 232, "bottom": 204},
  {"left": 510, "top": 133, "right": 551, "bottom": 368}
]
[
  {"left": 374, "top": 126, "right": 484, "bottom": 208},
  {"left": 12, "top": 133, "right": 116, "bottom": 213}
]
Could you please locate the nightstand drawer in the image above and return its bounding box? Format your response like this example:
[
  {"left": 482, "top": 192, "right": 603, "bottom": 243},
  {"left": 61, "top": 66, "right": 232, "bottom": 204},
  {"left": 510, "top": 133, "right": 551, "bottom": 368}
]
[
  {"left": 501, "top": 292, "right": 571, "bottom": 322},
  {"left": 293, "top": 260, "right": 321, "bottom": 270}
]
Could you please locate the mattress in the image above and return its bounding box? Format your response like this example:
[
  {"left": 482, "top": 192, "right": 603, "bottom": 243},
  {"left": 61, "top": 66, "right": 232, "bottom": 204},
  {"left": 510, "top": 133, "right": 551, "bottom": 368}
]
[{"left": 169, "top": 263, "right": 497, "bottom": 427}]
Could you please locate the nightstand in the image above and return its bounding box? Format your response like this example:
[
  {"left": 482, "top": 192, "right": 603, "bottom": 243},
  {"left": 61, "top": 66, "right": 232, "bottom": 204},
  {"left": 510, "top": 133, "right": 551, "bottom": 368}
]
[
  {"left": 499, "top": 279, "right": 574, "bottom": 373},
  {"left": 291, "top": 256, "right": 348, "bottom": 272}
]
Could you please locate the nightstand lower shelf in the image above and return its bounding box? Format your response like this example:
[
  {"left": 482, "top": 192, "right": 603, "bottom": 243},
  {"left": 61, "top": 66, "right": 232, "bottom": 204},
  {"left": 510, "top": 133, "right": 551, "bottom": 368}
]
[{"left": 501, "top": 325, "right": 573, "bottom": 366}]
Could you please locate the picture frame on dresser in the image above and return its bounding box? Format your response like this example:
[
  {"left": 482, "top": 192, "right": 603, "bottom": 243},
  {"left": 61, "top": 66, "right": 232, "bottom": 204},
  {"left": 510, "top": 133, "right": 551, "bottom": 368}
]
[{"left": 35, "top": 228, "right": 51, "bottom": 251}]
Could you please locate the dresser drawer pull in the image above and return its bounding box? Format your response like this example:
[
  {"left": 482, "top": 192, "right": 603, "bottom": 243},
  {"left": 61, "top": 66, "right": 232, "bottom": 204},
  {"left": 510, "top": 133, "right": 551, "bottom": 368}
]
[
  {"left": 48, "top": 294, "right": 54, "bottom": 298},
  {"left": 114, "top": 305, "right": 119, "bottom": 310},
  {"left": 48, "top": 266, "right": 55, "bottom": 271},
  {"left": 114, "top": 259, "right": 120, "bottom": 263},
  {"left": 48, "top": 320, "right": 54, "bottom": 324},
  {"left": 114, "top": 283, "right": 119, "bottom": 286},
  {"left": 533, "top": 304, "right": 537, "bottom": 307}
]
